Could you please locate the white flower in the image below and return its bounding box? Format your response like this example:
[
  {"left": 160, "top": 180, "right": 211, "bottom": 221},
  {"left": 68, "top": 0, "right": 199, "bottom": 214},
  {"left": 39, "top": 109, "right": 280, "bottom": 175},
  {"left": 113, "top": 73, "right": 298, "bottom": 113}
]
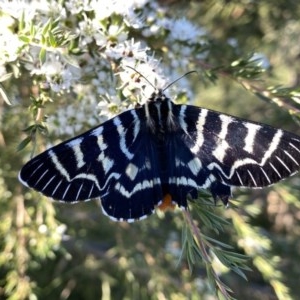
[
  {"left": 92, "top": 24, "right": 128, "bottom": 47},
  {"left": 98, "top": 94, "right": 125, "bottom": 119},
  {"left": 227, "top": 38, "right": 238, "bottom": 48},
  {"left": 92, "top": 0, "right": 148, "bottom": 17},
  {"left": 167, "top": 18, "right": 206, "bottom": 44},
  {"left": 250, "top": 52, "right": 270, "bottom": 69},
  {"left": 119, "top": 56, "right": 165, "bottom": 100},
  {"left": 91, "top": 70, "right": 116, "bottom": 96},
  {"left": 142, "top": 24, "right": 160, "bottom": 37},
  {"left": 47, "top": 97, "right": 99, "bottom": 137},
  {"left": 0, "top": 32, "right": 23, "bottom": 64},
  {"left": 33, "top": 55, "right": 81, "bottom": 92},
  {"left": 37, "top": 0, "right": 67, "bottom": 20},
  {"left": 107, "top": 25, "right": 128, "bottom": 43},
  {"left": 122, "top": 5, "right": 145, "bottom": 29},
  {"left": 105, "top": 39, "right": 148, "bottom": 61},
  {"left": 56, "top": 224, "right": 67, "bottom": 235},
  {"left": 91, "top": 0, "right": 147, "bottom": 27},
  {"left": 65, "top": 0, "right": 92, "bottom": 14},
  {"left": 91, "top": 0, "right": 116, "bottom": 20},
  {"left": 0, "top": 0, "right": 36, "bottom": 20},
  {"left": 78, "top": 17, "right": 104, "bottom": 46},
  {"left": 38, "top": 224, "right": 48, "bottom": 234}
]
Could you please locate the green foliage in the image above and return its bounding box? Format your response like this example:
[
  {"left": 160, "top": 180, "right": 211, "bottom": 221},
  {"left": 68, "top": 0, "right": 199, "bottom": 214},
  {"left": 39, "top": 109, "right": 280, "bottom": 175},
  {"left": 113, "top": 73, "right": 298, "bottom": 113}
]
[{"left": 179, "top": 194, "right": 250, "bottom": 299}]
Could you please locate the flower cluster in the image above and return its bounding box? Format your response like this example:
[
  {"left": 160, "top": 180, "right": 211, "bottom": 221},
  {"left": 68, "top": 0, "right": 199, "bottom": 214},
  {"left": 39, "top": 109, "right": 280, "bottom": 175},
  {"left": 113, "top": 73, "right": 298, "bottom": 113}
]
[{"left": 0, "top": 0, "right": 208, "bottom": 136}]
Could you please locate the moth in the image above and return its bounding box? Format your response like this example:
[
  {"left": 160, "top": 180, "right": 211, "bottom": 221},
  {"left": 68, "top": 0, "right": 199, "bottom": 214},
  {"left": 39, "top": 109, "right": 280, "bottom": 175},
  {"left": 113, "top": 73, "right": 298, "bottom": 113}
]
[{"left": 19, "top": 86, "right": 300, "bottom": 222}]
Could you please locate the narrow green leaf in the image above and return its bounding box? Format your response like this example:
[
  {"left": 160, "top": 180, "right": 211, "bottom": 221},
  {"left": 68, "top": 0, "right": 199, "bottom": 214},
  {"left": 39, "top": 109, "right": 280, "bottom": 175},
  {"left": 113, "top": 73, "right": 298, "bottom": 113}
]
[
  {"left": 19, "top": 35, "right": 31, "bottom": 43},
  {"left": 52, "top": 18, "right": 60, "bottom": 29},
  {"left": 42, "top": 18, "right": 52, "bottom": 35},
  {"left": 202, "top": 235, "right": 233, "bottom": 249},
  {"left": 48, "top": 31, "right": 56, "bottom": 47},
  {"left": 17, "top": 136, "right": 32, "bottom": 152},
  {"left": 30, "top": 21, "right": 35, "bottom": 36},
  {"left": 39, "top": 48, "right": 47, "bottom": 65},
  {"left": 23, "top": 124, "right": 37, "bottom": 133},
  {"left": 19, "top": 10, "right": 25, "bottom": 31},
  {"left": 41, "top": 34, "right": 46, "bottom": 45},
  {"left": 231, "top": 266, "right": 249, "bottom": 281}
]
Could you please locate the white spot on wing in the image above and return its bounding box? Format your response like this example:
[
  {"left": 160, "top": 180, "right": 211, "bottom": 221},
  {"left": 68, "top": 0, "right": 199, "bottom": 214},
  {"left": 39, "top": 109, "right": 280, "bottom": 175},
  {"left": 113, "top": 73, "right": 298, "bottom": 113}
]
[
  {"left": 69, "top": 143, "right": 85, "bottom": 169},
  {"left": 145, "top": 158, "right": 151, "bottom": 170},
  {"left": 175, "top": 157, "right": 185, "bottom": 167},
  {"left": 95, "top": 134, "right": 114, "bottom": 174},
  {"left": 98, "top": 152, "right": 114, "bottom": 174},
  {"left": 103, "top": 157, "right": 114, "bottom": 173},
  {"left": 212, "top": 140, "right": 230, "bottom": 163},
  {"left": 96, "top": 135, "right": 107, "bottom": 151},
  {"left": 187, "top": 157, "right": 202, "bottom": 176},
  {"left": 212, "top": 115, "right": 232, "bottom": 162},
  {"left": 125, "top": 163, "right": 139, "bottom": 180},
  {"left": 201, "top": 174, "right": 216, "bottom": 189},
  {"left": 243, "top": 123, "right": 261, "bottom": 153},
  {"left": 66, "top": 137, "right": 84, "bottom": 147},
  {"left": 91, "top": 126, "right": 103, "bottom": 137}
]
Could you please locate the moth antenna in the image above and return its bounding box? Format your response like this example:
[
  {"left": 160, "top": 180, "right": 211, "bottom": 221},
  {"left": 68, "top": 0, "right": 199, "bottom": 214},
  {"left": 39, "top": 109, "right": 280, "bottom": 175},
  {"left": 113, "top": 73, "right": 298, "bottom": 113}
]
[
  {"left": 125, "top": 66, "right": 157, "bottom": 90},
  {"left": 163, "top": 70, "right": 198, "bottom": 92}
]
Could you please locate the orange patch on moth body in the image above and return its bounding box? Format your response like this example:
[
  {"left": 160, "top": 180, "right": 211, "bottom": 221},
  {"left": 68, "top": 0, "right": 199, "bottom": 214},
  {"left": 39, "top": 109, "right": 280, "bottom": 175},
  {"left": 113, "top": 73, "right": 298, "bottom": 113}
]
[{"left": 157, "top": 193, "right": 176, "bottom": 212}]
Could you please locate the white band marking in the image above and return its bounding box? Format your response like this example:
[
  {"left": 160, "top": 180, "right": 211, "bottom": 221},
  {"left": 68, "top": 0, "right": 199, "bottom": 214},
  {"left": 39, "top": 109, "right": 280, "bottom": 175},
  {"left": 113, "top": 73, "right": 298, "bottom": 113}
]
[
  {"left": 191, "top": 109, "right": 208, "bottom": 154},
  {"left": 114, "top": 117, "right": 134, "bottom": 160},
  {"left": 212, "top": 115, "right": 232, "bottom": 162},
  {"left": 243, "top": 123, "right": 261, "bottom": 153},
  {"left": 261, "top": 130, "right": 283, "bottom": 165}
]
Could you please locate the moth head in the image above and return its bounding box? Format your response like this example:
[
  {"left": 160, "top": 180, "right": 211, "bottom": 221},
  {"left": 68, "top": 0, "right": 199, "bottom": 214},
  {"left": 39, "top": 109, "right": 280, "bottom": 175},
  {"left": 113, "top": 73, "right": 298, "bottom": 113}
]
[{"left": 149, "top": 89, "right": 168, "bottom": 103}]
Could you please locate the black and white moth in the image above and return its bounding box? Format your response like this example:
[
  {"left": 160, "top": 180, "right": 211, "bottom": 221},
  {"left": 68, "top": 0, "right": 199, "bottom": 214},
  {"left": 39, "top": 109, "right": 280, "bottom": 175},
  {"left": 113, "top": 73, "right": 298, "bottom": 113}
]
[{"left": 19, "top": 89, "right": 300, "bottom": 222}]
